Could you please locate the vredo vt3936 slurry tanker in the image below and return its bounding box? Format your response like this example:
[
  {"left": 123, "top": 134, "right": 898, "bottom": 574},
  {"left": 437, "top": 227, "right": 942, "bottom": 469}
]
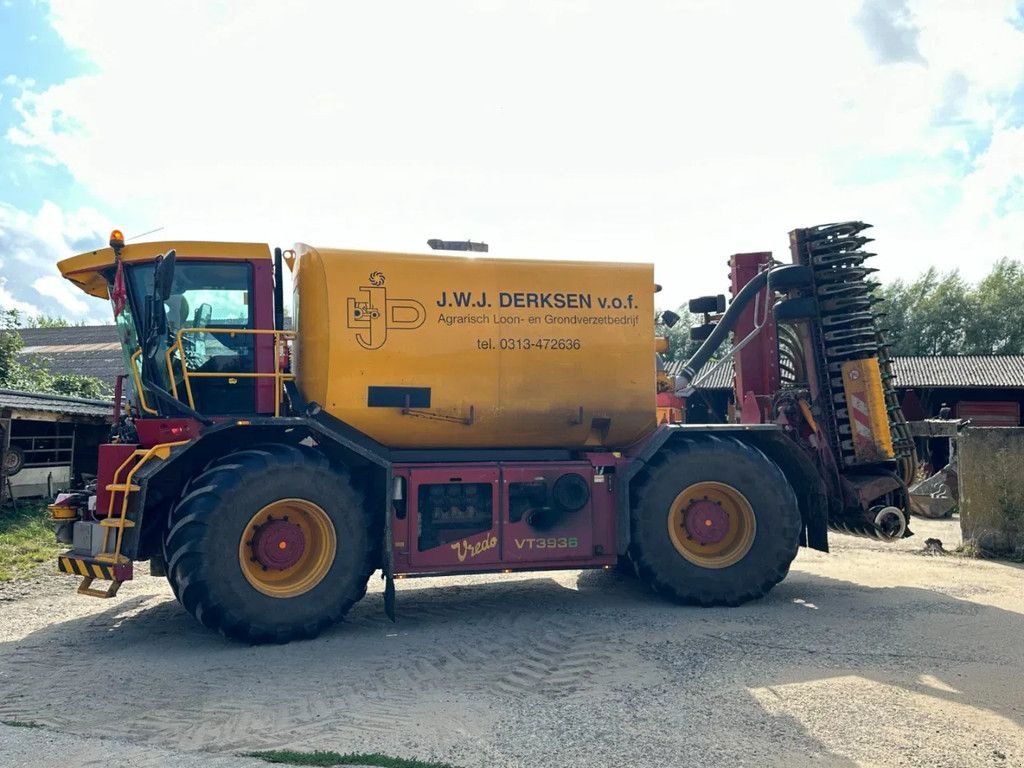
[{"left": 48, "top": 222, "right": 916, "bottom": 643}]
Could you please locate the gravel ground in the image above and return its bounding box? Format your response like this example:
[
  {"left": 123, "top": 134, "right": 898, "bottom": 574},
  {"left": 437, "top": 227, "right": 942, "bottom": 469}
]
[{"left": 1, "top": 517, "right": 1022, "bottom": 768}]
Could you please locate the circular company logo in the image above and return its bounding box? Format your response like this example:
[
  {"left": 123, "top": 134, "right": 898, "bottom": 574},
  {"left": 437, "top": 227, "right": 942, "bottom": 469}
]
[{"left": 369, "top": 271, "right": 385, "bottom": 287}]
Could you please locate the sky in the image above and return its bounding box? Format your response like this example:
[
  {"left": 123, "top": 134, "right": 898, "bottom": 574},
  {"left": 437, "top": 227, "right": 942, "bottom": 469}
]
[{"left": 0, "top": 0, "right": 1022, "bottom": 323}]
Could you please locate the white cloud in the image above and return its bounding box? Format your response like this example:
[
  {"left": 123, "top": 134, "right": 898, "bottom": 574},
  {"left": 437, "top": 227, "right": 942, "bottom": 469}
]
[
  {"left": 31, "top": 274, "right": 90, "bottom": 314},
  {"left": 0, "top": 201, "right": 111, "bottom": 320},
  {"left": 2, "top": 74, "right": 35, "bottom": 89},
  {"left": 3, "top": 0, "right": 1023, "bottom": 312},
  {"left": 0, "top": 278, "right": 41, "bottom": 317}
]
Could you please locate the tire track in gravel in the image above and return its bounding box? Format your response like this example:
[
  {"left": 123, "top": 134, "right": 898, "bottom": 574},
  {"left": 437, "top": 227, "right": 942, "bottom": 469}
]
[
  {"left": 491, "top": 627, "right": 619, "bottom": 696},
  {"left": 4, "top": 518, "right": 1022, "bottom": 768},
  {"left": 337, "top": 576, "right": 629, "bottom": 702},
  {"left": 0, "top": 572, "right": 642, "bottom": 752}
]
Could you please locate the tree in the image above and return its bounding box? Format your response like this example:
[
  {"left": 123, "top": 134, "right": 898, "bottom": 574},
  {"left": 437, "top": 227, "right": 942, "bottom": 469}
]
[
  {"left": 964, "top": 258, "right": 1024, "bottom": 355},
  {"left": 655, "top": 306, "right": 701, "bottom": 364},
  {"left": 0, "top": 307, "right": 109, "bottom": 399},
  {"left": 0, "top": 309, "right": 21, "bottom": 385},
  {"left": 870, "top": 259, "right": 1024, "bottom": 357},
  {"left": 24, "top": 314, "right": 72, "bottom": 328}
]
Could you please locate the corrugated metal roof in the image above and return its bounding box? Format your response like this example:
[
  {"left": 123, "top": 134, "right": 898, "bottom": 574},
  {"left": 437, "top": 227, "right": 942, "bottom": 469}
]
[
  {"left": 665, "top": 359, "right": 735, "bottom": 390},
  {"left": 891, "top": 356, "right": 1024, "bottom": 389},
  {"left": 667, "top": 355, "right": 1024, "bottom": 391},
  {"left": 0, "top": 389, "right": 113, "bottom": 419},
  {"left": 18, "top": 325, "right": 119, "bottom": 346},
  {"left": 16, "top": 326, "right": 122, "bottom": 390},
  {"left": 22, "top": 343, "right": 121, "bottom": 353}
]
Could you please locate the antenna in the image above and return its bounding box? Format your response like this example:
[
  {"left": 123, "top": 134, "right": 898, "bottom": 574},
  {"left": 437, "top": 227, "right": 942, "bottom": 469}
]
[{"left": 125, "top": 226, "right": 164, "bottom": 242}]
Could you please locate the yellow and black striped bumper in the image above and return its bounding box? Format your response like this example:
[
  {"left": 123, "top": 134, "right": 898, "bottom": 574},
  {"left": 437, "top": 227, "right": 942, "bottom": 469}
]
[{"left": 58, "top": 554, "right": 133, "bottom": 582}]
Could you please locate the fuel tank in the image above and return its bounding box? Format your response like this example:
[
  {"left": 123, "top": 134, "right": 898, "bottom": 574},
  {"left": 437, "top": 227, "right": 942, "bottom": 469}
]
[{"left": 291, "top": 245, "right": 657, "bottom": 449}]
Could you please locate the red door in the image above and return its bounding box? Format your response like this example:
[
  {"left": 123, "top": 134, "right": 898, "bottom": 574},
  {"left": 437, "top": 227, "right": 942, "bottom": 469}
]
[{"left": 407, "top": 466, "right": 501, "bottom": 568}]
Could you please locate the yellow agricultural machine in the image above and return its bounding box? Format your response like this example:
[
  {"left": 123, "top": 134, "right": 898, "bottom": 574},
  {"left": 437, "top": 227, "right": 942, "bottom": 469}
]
[{"left": 48, "top": 223, "right": 914, "bottom": 642}]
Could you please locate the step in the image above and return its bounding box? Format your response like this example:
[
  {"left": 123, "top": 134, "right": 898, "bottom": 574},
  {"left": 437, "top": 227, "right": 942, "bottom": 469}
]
[
  {"left": 106, "top": 483, "right": 140, "bottom": 492},
  {"left": 93, "top": 553, "right": 132, "bottom": 564},
  {"left": 78, "top": 578, "right": 123, "bottom": 598},
  {"left": 58, "top": 553, "right": 133, "bottom": 581},
  {"left": 98, "top": 518, "right": 136, "bottom": 528}
]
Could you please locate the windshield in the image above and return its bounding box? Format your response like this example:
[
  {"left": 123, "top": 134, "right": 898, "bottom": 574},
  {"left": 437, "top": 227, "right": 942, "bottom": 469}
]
[
  {"left": 111, "top": 288, "right": 144, "bottom": 410},
  {"left": 120, "top": 260, "right": 255, "bottom": 415}
]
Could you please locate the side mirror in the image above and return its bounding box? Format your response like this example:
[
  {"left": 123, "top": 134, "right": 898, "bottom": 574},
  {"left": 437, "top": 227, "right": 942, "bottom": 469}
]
[
  {"left": 142, "top": 295, "right": 167, "bottom": 358},
  {"left": 194, "top": 302, "right": 212, "bottom": 327},
  {"left": 144, "top": 295, "right": 168, "bottom": 336},
  {"left": 154, "top": 249, "right": 177, "bottom": 302},
  {"left": 688, "top": 294, "right": 727, "bottom": 314}
]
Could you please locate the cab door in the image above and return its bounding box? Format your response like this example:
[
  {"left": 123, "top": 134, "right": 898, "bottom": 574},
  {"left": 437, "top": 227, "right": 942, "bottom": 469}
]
[
  {"left": 407, "top": 466, "right": 501, "bottom": 569},
  {"left": 128, "top": 259, "right": 259, "bottom": 415}
]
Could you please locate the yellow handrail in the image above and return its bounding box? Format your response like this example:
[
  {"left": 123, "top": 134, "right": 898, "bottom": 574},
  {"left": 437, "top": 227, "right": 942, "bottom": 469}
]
[
  {"left": 165, "top": 328, "right": 296, "bottom": 417},
  {"left": 107, "top": 450, "right": 145, "bottom": 517},
  {"left": 164, "top": 343, "right": 183, "bottom": 400},
  {"left": 129, "top": 349, "right": 158, "bottom": 415},
  {"left": 101, "top": 440, "right": 190, "bottom": 564}
]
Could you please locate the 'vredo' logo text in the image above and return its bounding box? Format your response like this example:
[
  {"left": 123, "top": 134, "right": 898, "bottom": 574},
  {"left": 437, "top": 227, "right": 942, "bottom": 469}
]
[{"left": 346, "top": 272, "right": 426, "bottom": 350}]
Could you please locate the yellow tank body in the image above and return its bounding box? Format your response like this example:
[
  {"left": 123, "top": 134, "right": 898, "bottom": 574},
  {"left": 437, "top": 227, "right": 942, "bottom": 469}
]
[{"left": 291, "top": 245, "right": 657, "bottom": 449}]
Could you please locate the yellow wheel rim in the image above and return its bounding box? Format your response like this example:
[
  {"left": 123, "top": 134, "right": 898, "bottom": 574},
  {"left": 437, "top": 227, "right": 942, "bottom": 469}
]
[
  {"left": 238, "top": 499, "right": 336, "bottom": 598},
  {"left": 666, "top": 481, "right": 756, "bottom": 569}
]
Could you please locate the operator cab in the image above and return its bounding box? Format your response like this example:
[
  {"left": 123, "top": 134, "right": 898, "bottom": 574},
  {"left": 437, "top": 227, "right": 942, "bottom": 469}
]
[{"left": 58, "top": 232, "right": 282, "bottom": 419}]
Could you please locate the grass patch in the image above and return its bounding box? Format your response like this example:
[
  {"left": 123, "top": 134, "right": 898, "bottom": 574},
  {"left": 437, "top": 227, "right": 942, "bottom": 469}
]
[
  {"left": 244, "top": 750, "right": 460, "bottom": 768},
  {"left": 956, "top": 540, "right": 984, "bottom": 558},
  {"left": 0, "top": 500, "right": 62, "bottom": 582},
  {"left": 1, "top": 719, "right": 44, "bottom": 728},
  {"left": 955, "top": 539, "right": 1024, "bottom": 563}
]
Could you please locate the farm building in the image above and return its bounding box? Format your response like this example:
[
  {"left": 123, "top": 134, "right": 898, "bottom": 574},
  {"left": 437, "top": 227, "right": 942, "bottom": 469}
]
[{"left": 0, "top": 389, "right": 112, "bottom": 500}]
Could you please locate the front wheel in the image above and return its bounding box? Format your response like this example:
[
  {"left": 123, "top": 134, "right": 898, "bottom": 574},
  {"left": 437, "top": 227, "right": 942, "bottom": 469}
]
[
  {"left": 164, "top": 444, "right": 375, "bottom": 643},
  {"left": 629, "top": 436, "right": 801, "bottom": 606}
]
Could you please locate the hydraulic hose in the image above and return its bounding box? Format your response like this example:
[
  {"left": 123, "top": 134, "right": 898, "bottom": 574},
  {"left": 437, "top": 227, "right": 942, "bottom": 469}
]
[{"left": 677, "top": 264, "right": 808, "bottom": 386}]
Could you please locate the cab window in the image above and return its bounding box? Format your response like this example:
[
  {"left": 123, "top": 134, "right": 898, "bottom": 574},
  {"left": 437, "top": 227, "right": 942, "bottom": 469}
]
[{"left": 129, "top": 261, "right": 255, "bottom": 414}]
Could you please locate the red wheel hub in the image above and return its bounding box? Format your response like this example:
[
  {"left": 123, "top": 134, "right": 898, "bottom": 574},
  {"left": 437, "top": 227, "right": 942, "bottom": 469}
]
[
  {"left": 685, "top": 500, "right": 729, "bottom": 545},
  {"left": 250, "top": 519, "right": 306, "bottom": 570}
]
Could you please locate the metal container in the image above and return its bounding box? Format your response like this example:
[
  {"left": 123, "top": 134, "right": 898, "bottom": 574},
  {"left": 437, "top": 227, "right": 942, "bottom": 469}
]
[{"left": 291, "top": 245, "right": 657, "bottom": 449}]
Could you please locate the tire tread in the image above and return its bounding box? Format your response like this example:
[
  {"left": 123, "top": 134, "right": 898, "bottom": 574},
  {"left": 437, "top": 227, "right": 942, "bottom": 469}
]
[{"left": 164, "top": 444, "right": 375, "bottom": 643}]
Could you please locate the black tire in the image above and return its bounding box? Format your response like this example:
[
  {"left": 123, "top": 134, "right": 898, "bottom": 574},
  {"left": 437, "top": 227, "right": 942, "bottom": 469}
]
[
  {"left": 688, "top": 294, "right": 725, "bottom": 314},
  {"left": 629, "top": 435, "right": 801, "bottom": 606},
  {"left": 2, "top": 445, "right": 24, "bottom": 476},
  {"left": 688, "top": 323, "right": 715, "bottom": 342},
  {"left": 164, "top": 444, "right": 375, "bottom": 643}
]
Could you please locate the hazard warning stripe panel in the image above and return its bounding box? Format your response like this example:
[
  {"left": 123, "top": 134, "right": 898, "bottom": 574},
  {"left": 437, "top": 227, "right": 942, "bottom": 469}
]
[
  {"left": 57, "top": 555, "right": 132, "bottom": 582},
  {"left": 840, "top": 358, "right": 895, "bottom": 463}
]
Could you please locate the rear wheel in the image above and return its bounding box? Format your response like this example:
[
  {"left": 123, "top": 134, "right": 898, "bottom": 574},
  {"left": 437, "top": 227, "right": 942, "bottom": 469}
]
[
  {"left": 164, "top": 444, "right": 375, "bottom": 643},
  {"left": 629, "top": 436, "right": 801, "bottom": 605}
]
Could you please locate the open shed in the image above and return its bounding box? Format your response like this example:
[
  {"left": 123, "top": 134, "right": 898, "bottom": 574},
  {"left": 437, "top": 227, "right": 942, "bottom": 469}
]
[{"left": 0, "top": 389, "right": 112, "bottom": 501}]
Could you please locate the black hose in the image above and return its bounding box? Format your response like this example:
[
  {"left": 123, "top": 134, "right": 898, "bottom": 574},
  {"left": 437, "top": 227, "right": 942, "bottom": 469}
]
[{"left": 677, "top": 264, "right": 808, "bottom": 386}]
